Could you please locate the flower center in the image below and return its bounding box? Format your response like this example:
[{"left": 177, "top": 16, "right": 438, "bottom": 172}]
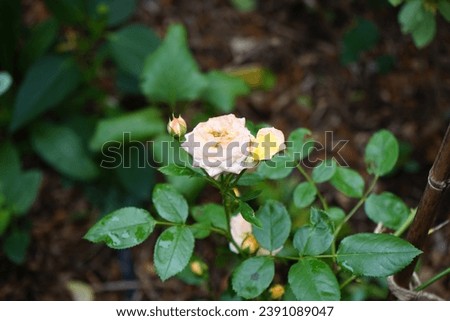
[{"left": 210, "top": 130, "right": 225, "bottom": 138}]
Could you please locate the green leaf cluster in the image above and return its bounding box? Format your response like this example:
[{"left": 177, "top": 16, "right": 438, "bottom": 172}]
[
  {"left": 141, "top": 24, "right": 249, "bottom": 110},
  {"left": 0, "top": 142, "right": 42, "bottom": 264},
  {"left": 395, "top": 0, "right": 450, "bottom": 48},
  {"left": 341, "top": 18, "right": 380, "bottom": 65}
]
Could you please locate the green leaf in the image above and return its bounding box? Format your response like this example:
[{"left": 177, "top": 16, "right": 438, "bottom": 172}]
[
  {"left": 230, "top": 0, "right": 257, "bottom": 12},
  {"left": 20, "top": 18, "right": 58, "bottom": 69},
  {"left": 201, "top": 71, "right": 250, "bottom": 113},
  {"left": 141, "top": 24, "right": 207, "bottom": 105},
  {"left": 31, "top": 124, "right": 99, "bottom": 181},
  {"left": 257, "top": 155, "right": 293, "bottom": 180},
  {"left": 152, "top": 134, "right": 206, "bottom": 201},
  {"left": 0, "top": 209, "right": 12, "bottom": 236},
  {"left": 0, "top": 142, "right": 42, "bottom": 215},
  {"left": 44, "top": 0, "right": 84, "bottom": 24},
  {"left": 411, "top": 12, "right": 436, "bottom": 48},
  {"left": 116, "top": 69, "right": 140, "bottom": 94},
  {"left": 365, "top": 129, "right": 399, "bottom": 176},
  {"left": 239, "top": 189, "right": 262, "bottom": 202},
  {"left": 3, "top": 229, "right": 31, "bottom": 264},
  {"left": 11, "top": 55, "right": 81, "bottom": 131},
  {"left": 4, "top": 171, "right": 42, "bottom": 215},
  {"left": 152, "top": 184, "right": 188, "bottom": 223},
  {"left": 365, "top": 192, "right": 409, "bottom": 230},
  {"left": 238, "top": 201, "right": 262, "bottom": 228},
  {"left": 108, "top": 24, "right": 160, "bottom": 78},
  {"left": 236, "top": 172, "right": 263, "bottom": 186},
  {"left": 232, "top": 256, "right": 275, "bottom": 299},
  {"left": 168, "top": 177, "right": 205, "bottom": 203},
  {"left": 336, "top": 233, "right": 422, "bottom": 277},
  {"left": 327, "top": 207, "right": 346, "bottom": 226},
  {"left": 191, "top": 203, "right": 227, "bottom": 231},
  {"left": 253, "top": 200, "right": 291, "bottom": 252},
  {"left": 293, "top": 182, "right": 317, "bottom": 209},
  {"left": 341, "top": 18, "right": 379, "bottom": 65},
  {"left": 312, "top": 159, "right": 337, "bottom": 183},
  {"left": 158, "top": 163, "right": 204, "bottom": 178},
  {"left": 84, "top": 207, "right": 156, "bottom": 249},
  {"left": 286, "top": 128, "right": 314, "bottom": 161},
  {"left": 398, "top": 0, "right": 424, "bottom": 33},
  {"left": 293, "top": 208, "right": 333, "bottom": 256},
  {"left": 152, "top": 134, "right": 189, "bottom": 166},
  {"left": 115, "top": 144, "right": 156, "bottom": 201},
  {"left": 398, "top": 0, "right": 436, "bottom": 48},
  {"left": 388, "top": 0, "right": 403, "bottom": 6},
  {"left": 189, "top": 222, "right": 211, "bottom": 239},
  {"left": 0, "top": 142, "right": 21, "bottom": 183},
  {"left": 89, "top": 108, "right": 164, "bottom": 151},
  {"left": 154, "top": 226, "right": 195, "bottom": 281},
  {"left": 0, "top": 71, "right": 12, "bottom": 96},
  {"left": 288, "top": 258, "right": 340, "bottom": 301},
  {"left": 439, "top": 0, "right": 450, "bottom": 22},
  {"left": 330, "top": 167, "right": 364, "bottom": 198},
  {"left": 88, "top": 0, "right": 138, "bottom": 27}
]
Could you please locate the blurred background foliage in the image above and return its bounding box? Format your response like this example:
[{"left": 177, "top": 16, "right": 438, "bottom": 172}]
[
  {"left": 0, "top": 0, "right": 254, "bottom": 264},
  {"left": 0, "top": 0, "right": 449, "bottom": 300}
]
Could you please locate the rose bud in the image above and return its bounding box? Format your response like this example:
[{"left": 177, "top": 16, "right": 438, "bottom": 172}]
[
  {"left": 241, "top": 234, "right": 260, "bottom": 254},
  {"left": 269, "top": 284, "right": 285, "bottom": 300},
  {"left": 167, "top": 115, "right": 187, "bottom": 138},
  {"left": 190, "top": 260, "right": 207, "bottom": 276}
]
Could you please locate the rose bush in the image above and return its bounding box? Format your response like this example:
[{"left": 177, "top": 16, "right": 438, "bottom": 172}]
[{"left": 86, "top": 113, "right": 423, "bottom": 301}]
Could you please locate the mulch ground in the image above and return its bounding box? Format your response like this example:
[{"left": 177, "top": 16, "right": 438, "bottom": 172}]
[{"left": 1, "top": 0, "right": 449, "bottom": 300}]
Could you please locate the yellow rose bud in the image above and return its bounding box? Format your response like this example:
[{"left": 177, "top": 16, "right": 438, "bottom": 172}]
[
  {"left": 167, "top": 115, "right": 187, "bottom": 138},
  {"left": 269, "top": 284, "right": 285, "bottom": 300},
  {"left": 241, "top": 234, "right": 259, "bottom": 254},
  {"left": 190, "top": 261, "right": 206, "bottom": 276},
  {"left": 252, "top": 127, "right": 285, "bottom": 161}
]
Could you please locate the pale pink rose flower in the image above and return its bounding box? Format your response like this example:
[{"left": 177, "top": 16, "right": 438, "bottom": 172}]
[{"left": 182, "top": 114, "right": 254, "bottom": 177}]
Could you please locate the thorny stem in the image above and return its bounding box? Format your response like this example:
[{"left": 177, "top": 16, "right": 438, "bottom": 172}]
[
  {"left": 221, "top": 186, "right": 244, "bottom": 256},
  {"left": 334, "top": 175, "right": 379, "bottom": 237},
  {"left": 296, "top": 165, "right": 329, "bottom": 211},
  {"left": 330, "top": 175, "right": 379, "bottom": 259},
  {"left": 395, "top": 123, "right": 450, "bottom": 289},
  {"left": 155, "top": 221, "right": 227, "bottom": 236},
  {"left": 231, "top": 169, "right": 247, "bottom": 187},
  {"left": 394, "top": 209, "right": 417, "bottom": 237},
  {"left": 277, "top": 254, "right": 337, "bottom": 261},
  {"left": 314, "top": 254, "right": 336, "bottom": 258},
  {"left": 340, "top": 275, "right": 358, "bottom": 290},
  {"left": 197, "top": 171, "right": 245, "bottom": 255},
  {"left": 202, "top": 173, "right": 221, "bottom": 189},
  {"left": 414, "top": 267, "right": 450, "bottom": 292}
]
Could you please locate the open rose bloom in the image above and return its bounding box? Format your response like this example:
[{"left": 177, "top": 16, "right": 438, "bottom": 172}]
[{"left": 182, "top": 114, "right": 285, "bottom": 177}]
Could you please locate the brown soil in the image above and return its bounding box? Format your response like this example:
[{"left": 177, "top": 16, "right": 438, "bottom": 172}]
[{"left": 1, "top": 0, "right": 449, "bottom": 300}]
